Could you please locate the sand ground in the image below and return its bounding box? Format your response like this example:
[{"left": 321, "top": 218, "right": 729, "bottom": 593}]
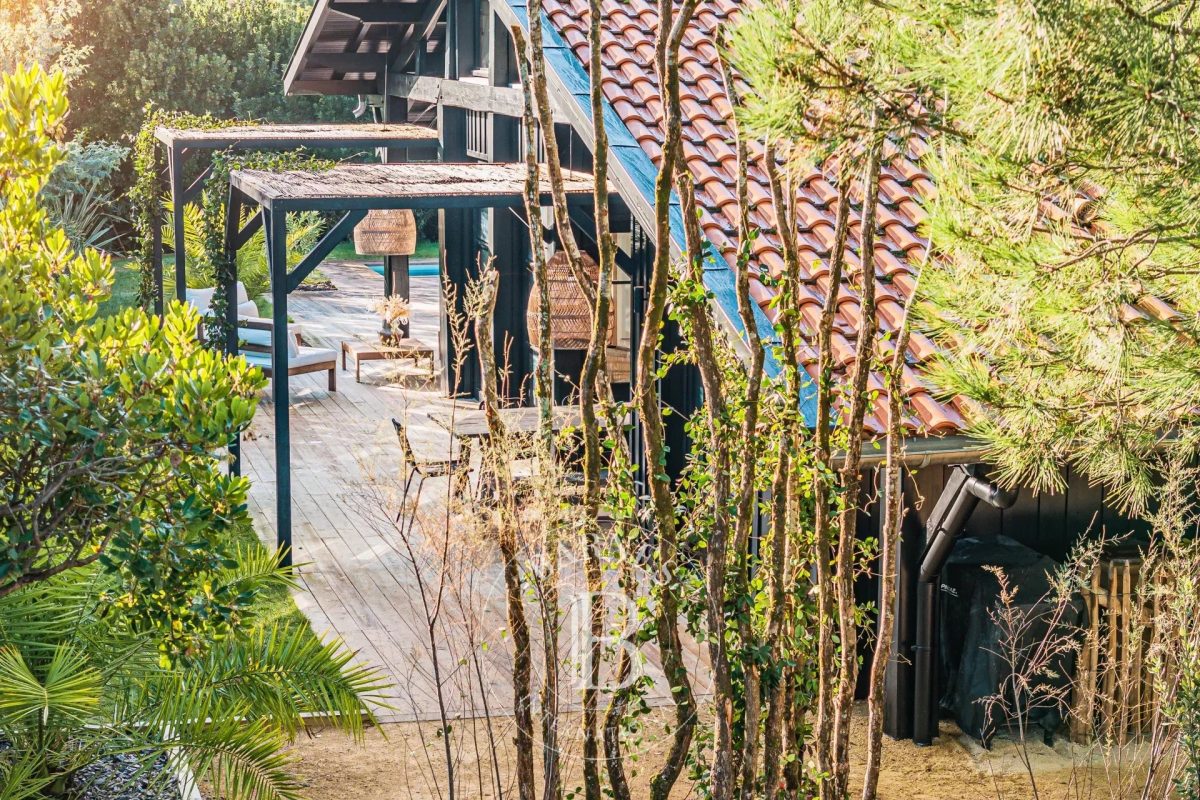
[{"left": 248, "top": 704, "right": 1148, "bottom": 800}]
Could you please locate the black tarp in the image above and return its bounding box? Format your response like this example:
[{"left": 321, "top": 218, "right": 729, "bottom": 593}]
[{"left": 937, "top": 535, "right": 1083, "bottom": 745}]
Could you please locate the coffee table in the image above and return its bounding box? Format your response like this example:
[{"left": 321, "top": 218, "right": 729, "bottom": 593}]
[{"left": 340, "top": 338, "right": 435, "bottom": 382}]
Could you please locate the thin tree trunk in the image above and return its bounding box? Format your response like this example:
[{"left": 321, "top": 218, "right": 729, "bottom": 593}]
[
  {"left": 511, "top": 28, "right": 562, "bottom": 800},
  {"left": 676, "top": 171, "right": 736, "bottom": 800},
  {"left": 639, "top": 2, "right": 704, "bottom": 798},
  {"left": 861, "top": 267, "right": 918, "bottom": 800},
  {"left": 603, "top": 553, "right": 638, "bottom": 800},
  {"left": 473, "top": 265, "right": 536, "bottom": 800},
  {"left": 810, "top": 171, "right": 853, "bottom": 798},
  {"left": 761, "top": 447, "right": 792, "bottom": 800},
  {"left": 832, "top": 113, "right": 885, "bottom": 799},
  {"left": 578, "top": 0, "right": 616, "bottom": 792},
  {"left": 717, "top": 52, "right": 768, "bottom": 798}
]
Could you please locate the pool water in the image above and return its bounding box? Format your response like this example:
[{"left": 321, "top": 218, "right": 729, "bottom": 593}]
[{"left": 367, "top": 259, "right": 440, "bottom": 278}]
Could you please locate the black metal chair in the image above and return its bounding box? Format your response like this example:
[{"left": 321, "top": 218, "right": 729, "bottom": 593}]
[{"left": 391, "top": 417, "right": 472, "bottom": 534}]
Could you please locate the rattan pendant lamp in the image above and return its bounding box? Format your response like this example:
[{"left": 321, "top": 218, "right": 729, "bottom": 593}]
[
  {"left": 354, "top": 209, "right": 417, "bottom": 258},
  {"left": 355, "top": 210, "right": 417, "bottom": 340}
]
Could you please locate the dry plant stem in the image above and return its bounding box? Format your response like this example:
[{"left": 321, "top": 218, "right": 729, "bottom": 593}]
[
  {"left": 473, "top": 263, "right": 537, "bottom": 800},
  {"left": 511, "top": 28, "right": 562, "bottom": 800},
  {"left": 860, "top": 267, "right": 918, "bottom": 800},
  {"left": 831, "top": 120, "right": 884, "bottom": 799}
]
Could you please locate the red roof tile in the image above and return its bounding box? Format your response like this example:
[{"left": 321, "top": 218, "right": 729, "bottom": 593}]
[{"left": 541, "top": 0, "right": 963, "bottom": 436}]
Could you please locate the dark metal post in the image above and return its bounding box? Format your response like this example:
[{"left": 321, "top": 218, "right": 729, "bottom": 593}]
[
  {"left": 884, "top": 472, "right": 919, "bottom": 740},
  {"left": 382, "top": 78, "right": 412, "bottom": 338},
  {"left": 267, "top": 207, "right": 293, "bottom": 568},
  {"left": 168, "top": 146, "right": 190, "bottom": 302},
  {"left": 223, "top": 186, "right": 244, "bottom": 477}
]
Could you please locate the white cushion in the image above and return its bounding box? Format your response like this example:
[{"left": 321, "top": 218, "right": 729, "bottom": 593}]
[
  {"left": 290, "top": 346, "right": 336, "bottom": 368},
  {"left": 184, "top": 284, "right": 254, "bottom": 318},
  {"left": 242, "top": 346, "right": 335, "bottom": 371},
  {"left": 185, "top": 287, "right": 214, "bottom": 315},
  {"left": 237, "top": 326, "right": 272, "bottom": 351},
  {"left": 238, "top": 317, "right": 303, "bottom": 359}
]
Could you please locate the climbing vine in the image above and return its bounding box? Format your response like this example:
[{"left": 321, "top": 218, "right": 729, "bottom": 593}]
[
  {"left": 199, "top": 149, "right": 334, "bottom": 344},
  {"left": 131, "top": 106, "right": 234, "bottom": 309}
]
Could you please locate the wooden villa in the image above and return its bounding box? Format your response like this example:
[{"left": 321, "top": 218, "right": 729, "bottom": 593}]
[{"left": 146, "top": 0, "right": 1153, "bottom": 746}]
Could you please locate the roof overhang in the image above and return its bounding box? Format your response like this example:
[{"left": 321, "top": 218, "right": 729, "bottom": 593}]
[{"left": 285, "top": 0, "right": 447, "bottom": 96}]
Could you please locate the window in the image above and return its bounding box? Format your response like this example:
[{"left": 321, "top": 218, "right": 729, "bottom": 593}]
[{"left": 473, "top": 0, "right": 490, "bottom": 74}]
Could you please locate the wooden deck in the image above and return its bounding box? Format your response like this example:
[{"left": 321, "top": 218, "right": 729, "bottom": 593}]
[{"left": 242, "top": 260, "right": 708, "bottom": 725}]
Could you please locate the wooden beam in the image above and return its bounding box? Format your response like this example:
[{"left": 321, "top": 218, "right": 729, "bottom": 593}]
[
  {"left": 223, "top": 185, "right": 244, "bottom": 478},
  {"left": 387, "top": 73, "right": 527, "bottom": 117},
  {"left": 168, "top": 147, "right": 188, "bottom": 303},
  {"left": 181, "top": 163, "right": 214, "bottom": 206},
  {"left": 285, "top": 210, "right": 367, "bottom": 293},
  {"left": 234, "top": 213, "right": 263, "bottom": 251},
  {"left": 330, "top": 2, "right": 426, "bottom": 23},
  {"left": 267, "top": 208, "right": 293, "bottom": 568}
]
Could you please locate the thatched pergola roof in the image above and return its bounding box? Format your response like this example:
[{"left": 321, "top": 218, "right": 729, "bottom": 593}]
[
  {"left": 154, "top": 123, "right": 437, "bottom": 151},
  {"left": 230, "top": 162, "right": 607, "bottom": 210}
]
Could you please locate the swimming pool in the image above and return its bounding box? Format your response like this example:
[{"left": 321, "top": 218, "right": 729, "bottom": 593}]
[{"left": 366, "top": 259, "right": 440, "bottom": 278}]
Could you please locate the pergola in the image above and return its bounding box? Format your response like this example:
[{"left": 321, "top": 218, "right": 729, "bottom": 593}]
[
  {"left": 151, "top": 122, "right": 439, "bottom": 312},
  {"left": 224, "top": 161, "right": 606, "bottom": 564}
]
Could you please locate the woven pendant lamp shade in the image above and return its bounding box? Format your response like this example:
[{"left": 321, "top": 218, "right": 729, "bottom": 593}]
[
  {"left": 528, "top": 251, "right": 617, "bottom": 350},
  {"left": 354, "top": 209, "right": 417, "bottom": 256}
]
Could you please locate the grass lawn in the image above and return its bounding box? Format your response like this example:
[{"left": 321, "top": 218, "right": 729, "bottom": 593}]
[
  {"left": 327, "top": 237, "right": 439, "bottom": 262},
  {"left": 228, "top": 519, "right": 311, "bottom": 632},
  {"left": 98, "top": 257, "right": 144, "bottom": 318}
]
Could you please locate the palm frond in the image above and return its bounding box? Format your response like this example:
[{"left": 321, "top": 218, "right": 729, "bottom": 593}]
[
  {"left": 0, "top": 750, "right": 54, "bottom": 800},
  {"left": 170, "top": 715, "right": 306, "bottom": 800},
  {"left": 0, "top": 643, "right": 102, "bottom": 728},
  {"left": 147, "top": 623, "right": 390, "bottom": 742}
]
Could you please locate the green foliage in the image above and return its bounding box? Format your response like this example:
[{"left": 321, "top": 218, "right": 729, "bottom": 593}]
[
  {"left": 0, "top": 566, "right": 388, "bottom": 800},
  {"left": 42, "top": 182, "right": 122, "bottom": 253},
  {"left": 0, "top": 1, "right": 86, "bottom": 80},
  {"left": 896, "top": 0, "right": 1200, "bottom": 513},
  {"left": 0, "top": 67, "right": 388, "bottom": 800},
  {"left": 44, "top": 138, "right": 128, "bottom": 200},
  {"left": 0, "top": 66, "right": 266, "bottom": 658},
  {"left": 65, "top": 0, "right": 351, "bottom": 146}
]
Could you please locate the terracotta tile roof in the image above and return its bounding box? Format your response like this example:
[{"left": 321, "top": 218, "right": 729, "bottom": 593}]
[{"left": 541, "top": 0, "right": 973, "bottom": 436}]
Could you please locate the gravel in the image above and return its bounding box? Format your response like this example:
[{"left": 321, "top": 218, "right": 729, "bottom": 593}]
[
  {"left": 71, "top": 752, "right": 182, "bottom": 800},
  {"left": 0, "top": 743, "right": 182, "bottom": 800}
]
